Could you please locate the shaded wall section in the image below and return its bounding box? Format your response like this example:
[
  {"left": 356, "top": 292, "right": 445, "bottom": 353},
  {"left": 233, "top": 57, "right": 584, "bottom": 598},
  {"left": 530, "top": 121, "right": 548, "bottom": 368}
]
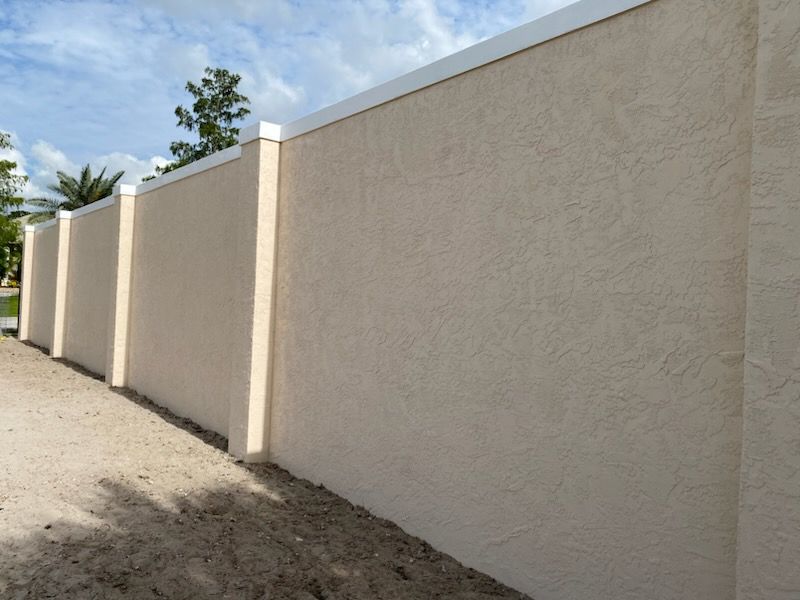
[
  {"left": 270, "top": 0, "right": 756, "bottom": 598},
  {"left": 27, "top": 226, "right": 58, "bottom": 350},
  {"left": 127, "top": 157, "right": 245, "bottom": 437},
  {"left": 737, "top": 1, "right": 800, "bottom": 599},
  {"left": 63, "top": 205, "right": 117, "bottom": 376}
]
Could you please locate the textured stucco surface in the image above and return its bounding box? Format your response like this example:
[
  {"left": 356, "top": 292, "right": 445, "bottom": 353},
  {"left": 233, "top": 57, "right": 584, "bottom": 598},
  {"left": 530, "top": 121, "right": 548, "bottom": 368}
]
[
  {"left": 50, "top": 217, "right": 71, "bottom": 358},
  {"left": 270, "top": 0, "right": 756, "bottom": 598},
  {"left": 28, "top": 226, "right": 58, "bottom": 350},
  {"left": 736, "top": 2, "right": 800, "bottom": 599},
  {"left": 127, "top": 160, "right": 244, "bottom": 436},
  {"left": 17, "top": 0, "right": 800, "bottom": 596},
  {"left": 17, "top": 228, "right": 35, "bottom": 340},
  {"left": 105, "top": 194, "right": 135, "bottom": 387},
  {"left": 227, "top": 139, "right": 281, "bottom": 461},
  {"left": 63, "top": 205, "right": 117, "bottom": 376}
]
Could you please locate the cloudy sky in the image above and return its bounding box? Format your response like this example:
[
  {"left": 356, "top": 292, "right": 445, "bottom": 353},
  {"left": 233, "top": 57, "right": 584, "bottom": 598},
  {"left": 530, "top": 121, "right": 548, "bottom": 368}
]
[{"left": 0, "top": 0, "right": 575, "bottom": 197}]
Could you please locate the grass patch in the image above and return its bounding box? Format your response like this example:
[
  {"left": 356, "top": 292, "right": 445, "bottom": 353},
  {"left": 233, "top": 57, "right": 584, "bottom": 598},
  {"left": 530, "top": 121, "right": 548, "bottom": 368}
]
[{"left": 0, "top": 294, "right": 19, "bottom": 318}]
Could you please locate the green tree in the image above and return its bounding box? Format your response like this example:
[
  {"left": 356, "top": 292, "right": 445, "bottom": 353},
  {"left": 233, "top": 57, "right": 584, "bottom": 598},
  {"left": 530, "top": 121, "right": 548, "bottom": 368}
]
[
  {"left": 28, "top": 164, "right": 124, "bottom": 223},
  {"left": 0, "top": 131, "right": 27, "bottom": 283},
  {"left": 150, "top": 67, "right": 250, "bottom": 178}
]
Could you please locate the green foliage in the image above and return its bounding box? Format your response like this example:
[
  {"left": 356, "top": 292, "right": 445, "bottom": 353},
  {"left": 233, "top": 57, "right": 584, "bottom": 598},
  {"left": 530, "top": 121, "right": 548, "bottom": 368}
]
[
  {"left": 28, "top": 164, "right": 124, "bottom": 223},
  {"left": 151, "top": 67, "right": 250, "bottom": 178},
  {"left": 0, "top": 217, "right": 22, "bottom": 284},
  {"left": 0, "top": 131, "right": 27, "bottom": 283}
]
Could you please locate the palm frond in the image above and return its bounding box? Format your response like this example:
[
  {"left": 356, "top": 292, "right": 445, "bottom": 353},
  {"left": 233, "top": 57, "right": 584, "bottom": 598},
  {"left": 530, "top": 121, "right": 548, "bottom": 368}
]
[
  {"left": 26, "top": 197, "right": 62, "bottom": 210},
  {"left": 25, "top": 197, "right": 62, "bottom": 223},
  {"left": 42, "top": 164, "right": 126, "bottom": 209}
]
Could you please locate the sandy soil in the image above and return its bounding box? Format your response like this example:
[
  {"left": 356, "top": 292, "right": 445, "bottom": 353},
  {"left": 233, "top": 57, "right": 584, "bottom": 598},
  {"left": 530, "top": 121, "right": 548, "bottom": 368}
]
[{"left": 0, "top": 338, "right": 529, "bottom": 599}]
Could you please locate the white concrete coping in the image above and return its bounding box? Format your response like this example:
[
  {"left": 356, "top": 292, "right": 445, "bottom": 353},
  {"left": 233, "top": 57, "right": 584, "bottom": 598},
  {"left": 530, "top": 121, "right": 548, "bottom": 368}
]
[
  {"left": 135, "top": 144, "right": 241, "bottom": 196},
  {"left": 114, "top": 184, "right": 137, "bottom": 196},
  {"left": 26, "top": 189, "right": 125, "bottom": 231},
  {"left": 28, "top": 219, "right": 57, "bottom": 232},
  {"left": 239, "top": 0, "right": 653, "bottom": 143},
  {"left": 69, "top": 195, "right": 116, "bottom": 219},
  {"left": 238, "top": 121, "right": 282, "bottom": 145},
  {"left": 115, "top": 0, "right": 652, "bottom": 196}
]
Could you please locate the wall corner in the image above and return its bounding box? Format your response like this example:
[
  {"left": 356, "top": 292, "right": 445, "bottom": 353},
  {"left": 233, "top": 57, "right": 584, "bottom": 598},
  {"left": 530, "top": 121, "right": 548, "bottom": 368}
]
[
  {"left": 105, "top": 191, "right": 136, "bottom": 387},
  {"left": 227, "top": 137, "right": 281, "bottom": 462},
  {"left": 735, "top": 1, "right": 800, "bottom": 597},
  {"left": 18, "top": 227, "right": 36, "bottom": 341},
  {"left": 50, "top": 212, "right": 72, "bottom": 357}
]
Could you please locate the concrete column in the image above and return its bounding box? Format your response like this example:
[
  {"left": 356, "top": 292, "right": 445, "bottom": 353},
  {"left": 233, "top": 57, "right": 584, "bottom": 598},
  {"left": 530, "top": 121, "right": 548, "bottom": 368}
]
[
  {"left": 227, "top": 138, "right": 281, "bottom": 462},
  {"left": 105, "top": 185, "right": 137, "bottom": 387},
  {"left": 50, "top": 210, "right": 72, "bottom": 357},
  {"left": 18, "top": 225, "right": 36, "bottom": 341},
  {"left": 736, "top": 2, "right": 800, "bottom": 598}
]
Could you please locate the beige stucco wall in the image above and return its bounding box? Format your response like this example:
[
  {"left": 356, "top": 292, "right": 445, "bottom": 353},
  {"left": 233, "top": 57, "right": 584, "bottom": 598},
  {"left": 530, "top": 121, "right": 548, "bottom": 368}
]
[
  {"left": 16, "top": 0, "right": 800, "bottom": 595},
  {"left": 736, "top": 2, "right": 800, "bottom": 599},
  {"left": 127, "top": 157, "right": 247, "bottom": 437},
  {"left": 63, "top": 205, "right": 117, "bottom": 375},
  {"left": 27, "top": 226, "right": 58, "bottom": 350},
  {"left": 270, "top": 0, "right": 756, "bottom": 598},
  {"left": 227, "top": 139, "right": 282, "bottom": 461}
]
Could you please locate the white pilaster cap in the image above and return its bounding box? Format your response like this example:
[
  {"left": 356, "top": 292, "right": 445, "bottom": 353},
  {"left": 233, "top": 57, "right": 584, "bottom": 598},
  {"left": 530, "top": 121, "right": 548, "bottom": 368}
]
[{"left": 114, "top": 183, "right": 137, "bottom": 196}]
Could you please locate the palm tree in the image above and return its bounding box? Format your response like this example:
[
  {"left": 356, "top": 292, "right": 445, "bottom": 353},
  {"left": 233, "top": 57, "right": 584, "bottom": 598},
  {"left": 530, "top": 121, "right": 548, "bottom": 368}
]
[{"left": 28, "top": 165, "right": 124, "bottom": 223}]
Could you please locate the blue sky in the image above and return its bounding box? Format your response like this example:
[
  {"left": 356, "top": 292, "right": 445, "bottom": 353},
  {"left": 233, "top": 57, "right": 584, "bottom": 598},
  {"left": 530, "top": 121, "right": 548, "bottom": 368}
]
[{"left": 0, "top": 0, "right": 575, "bottom": 196}]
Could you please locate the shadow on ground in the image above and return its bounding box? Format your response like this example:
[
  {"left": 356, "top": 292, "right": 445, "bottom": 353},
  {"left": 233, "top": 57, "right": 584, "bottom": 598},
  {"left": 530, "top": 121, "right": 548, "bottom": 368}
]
[
  {"left": 20, "top": 340, "right": 229, "bottom": 452},
  {"left": 0, "top": 475, "right": 529, "bottom": 599},
  {"left": 109, "top": 385, "right": 230, "bottom": 452},
  {"left": 0, "top": 375, "right": 530, "bottom": 600}
]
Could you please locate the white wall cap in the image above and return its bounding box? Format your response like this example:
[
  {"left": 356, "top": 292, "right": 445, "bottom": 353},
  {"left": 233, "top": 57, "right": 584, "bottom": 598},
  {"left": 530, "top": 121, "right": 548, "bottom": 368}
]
[
  {"left": 135, "top": 144, "right": 241, "bottom": 196},
  {"left": 31, "top": 219, "right": 57, "bottom": 231},
  {"left": 83, "top": 0, "right": 653, "bottom": 196},
  {"left": 246, "top": 0, "right": 654, "bottom": 142},
  {"left": 55, "top": 210, "right": 72, "bottom": 220},
  {"left": 24, "top": 224, "right": 36, "bottom": 233},
  {"left": 114, "top": 184, "right": 137, "bottom": 196},
  {"left": 70, "top": 195, "right": 116, "bottom": 219},
  {"left": 238, "top": 121, "right": 282, "bottom": 144}
]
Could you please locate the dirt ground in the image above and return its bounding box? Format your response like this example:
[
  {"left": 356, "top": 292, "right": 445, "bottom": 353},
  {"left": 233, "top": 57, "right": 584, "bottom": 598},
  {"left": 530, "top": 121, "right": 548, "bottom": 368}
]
[{"left": 0, "top": 338, "right": 529, "bottom": 599}]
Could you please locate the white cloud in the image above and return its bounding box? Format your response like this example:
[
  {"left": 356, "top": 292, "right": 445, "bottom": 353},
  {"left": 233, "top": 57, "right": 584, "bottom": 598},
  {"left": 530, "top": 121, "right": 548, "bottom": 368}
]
[
  {"left": 1, "top": 0, "right": 578, "bottom": 185},
  {"left": 89, "top": 152, "right": 169, "bottom": 186},
  {"left": 3, "top": 134, "right": 167, "bottom": 198},
  {"left": 30, "top": 141, "right": 78, "bottom": 181},
  {"left": 399, "top": 0, "right": 478, "bottom": 58},
  {"left": 0, "top": 132, "right": 45, "bottom": 197},
  {"left": 522, "top": 0, "right": 576, "bottom": 20}
]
